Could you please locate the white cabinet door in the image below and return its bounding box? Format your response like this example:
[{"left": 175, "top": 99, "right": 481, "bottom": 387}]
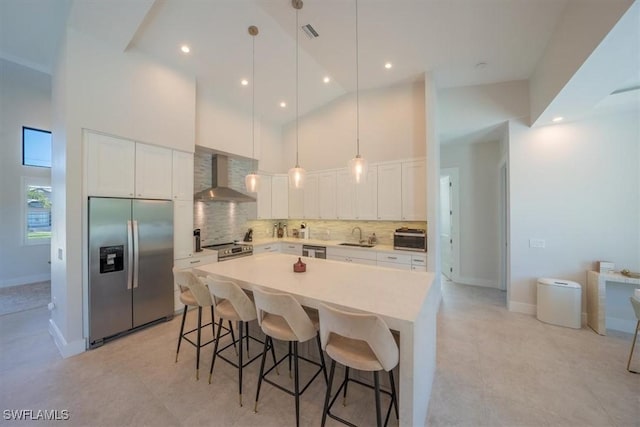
[
  {"left": 377, "top": 163, "right": 402, "bottom": 220},
  {"left": 281, "top": 242, "right": 302, "bottom": 255},
  {"left": 271, "top": 175, "right": 289, "bottom": 219},
  {"left": 172, "top": 150, "right": 194, "bottom": 201},
  {"left": 253, "top": 243, "right": 279, "bottom": 254},
  {"left": 257, "top": 175, "right": 273, "bottom": 219},
  {"left": 318, "top": 171, "right": 337, "bottom": 219},
  {"left": 289, "top": 187, "right": 304, "bottom": 219},
  {"left": 135, "top": 143, "right": 173, "bottom": 199},
  {"left": 303, "top": 173, "right": 319, "bottom": 219},
  {"left": 355, "top": 166, "right": 378, "bottom": 220},
  {"left": 86, "top": 131, "right": 135, "bottom": 197},
  {"left": 174, "top": 200, "right": 194, "bottom": 259},
  {"left": 402, "top": 159, "right": 427, "bottom": 220},
  {"left": 336, "top": 169, "right": 355, "bottom": 220}
]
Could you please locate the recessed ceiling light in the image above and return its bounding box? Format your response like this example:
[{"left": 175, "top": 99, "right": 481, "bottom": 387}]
[
  {"left": 384, "top": 62, "right": 393, "bottom": 69},
  {"left": 323, "top": 76, "right": 330, "bottom": 83},
  {"left": 280, "top": 101, "right": 287, "bottom": 108},
  {"left": 552, "top": 116, "right": 564, "bottom": 122},
  {"left": 180, "top": 45, "right": 190, "bottom": 54},
  {"left": 241, "top": 79, "right": 249, "bottom": 86},
  {"left": 475, "top": 62, "right": 487, "bottom": 70}
]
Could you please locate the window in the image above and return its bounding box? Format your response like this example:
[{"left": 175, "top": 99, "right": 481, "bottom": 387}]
[
  {"left": 23, "top": 177, "right": 52, "bottom": 245},
  {"left": 22, "top": 127, "right": 52, "bottom": 168}
]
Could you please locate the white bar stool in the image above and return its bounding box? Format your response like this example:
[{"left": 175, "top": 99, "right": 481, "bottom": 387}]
[
  {"left": 204, "top": 277, "right": 277, "bottom": 406},
  {"left": 318, "top": 303, "right": 399, "bottom": 427},
  {"left": 252, "top": 287, "right": 328, "bottom": 427},
  {"left": 173, "top": 269, "right": 235, "bottom": 380}
]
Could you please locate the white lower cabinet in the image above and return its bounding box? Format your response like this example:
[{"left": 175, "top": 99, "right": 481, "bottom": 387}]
[
  {"left": 173, "top": 200, "right": 194, "bottom": 260},
  {"left": 327, "top": 247, "right": 377, "bottom": 265},
  {"left": 173, "top": 253, "right": 218, "bottom": 311},
  {"left": 281, "top": 243, "right": 302, "bottom": 255},
  {"left": 253, "top": 243, "right": 279, "bottom": 254},
  {"left": 376, "top": 252, "right": 412, "bottom": 270},
  {"left": 411, "top": 254, "right": 427, "bottom": 271}
]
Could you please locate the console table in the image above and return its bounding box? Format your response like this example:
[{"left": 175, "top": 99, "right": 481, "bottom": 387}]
[{"left": 587, "top": 271, "right": 640, "bottom": 335}]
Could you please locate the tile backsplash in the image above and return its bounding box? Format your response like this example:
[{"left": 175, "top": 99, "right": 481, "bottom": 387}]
[
  {"left": 245, "top": 219, "right": 427, "bottom": 246},
  {"left": 193, "top": 152, "right": 257, "bottom": 245}
]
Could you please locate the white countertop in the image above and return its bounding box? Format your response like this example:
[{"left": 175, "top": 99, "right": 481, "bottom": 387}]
[{"left": 248, "top": 237, "right": 423, "bottom": 256}]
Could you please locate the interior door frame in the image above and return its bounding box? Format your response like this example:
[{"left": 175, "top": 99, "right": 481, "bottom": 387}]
[{"left": 440, "top": 167, "right": 460, "bottom": 282}]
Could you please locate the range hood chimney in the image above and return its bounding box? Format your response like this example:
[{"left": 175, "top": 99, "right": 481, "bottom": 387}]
[{"left": 194, "top": 154, "right": 256, "bottom": 202}]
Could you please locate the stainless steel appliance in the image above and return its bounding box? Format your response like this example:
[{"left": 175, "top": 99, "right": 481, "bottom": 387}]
[
  {"left": 202, "top": 242, "right": 253, "bottom": 261},
  {"left": 302, "top": 244, "right": 326, "bottom": 259},
  {"left": 88, "top": 197, "right": 174, "bottom": 348},
  {"left": 394, "top": 228, "right": 427, "bottom": 252}
]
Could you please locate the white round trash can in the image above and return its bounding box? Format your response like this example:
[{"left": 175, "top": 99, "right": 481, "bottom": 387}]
[{"left": 536, "top": 278, "right": 582, "bottom": 329}]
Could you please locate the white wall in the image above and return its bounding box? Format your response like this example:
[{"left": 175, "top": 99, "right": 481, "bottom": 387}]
[
  {"left": 196, "top": 88, "right": 284, "bottom": 173},
  {"left": 281, "top": 80, "right": 426, "bottom": 171},
  {"left": 441, "top": 140, "right": 501, "bottom": 287},
  {"left": 50, "top": 28, "right": 197, "bottom": 357},
  {"left": 508, "top": 110, "right": 639, "bottom": 312},
  {"left": 0, "top": 59, "right": 52, "bottom": 287}
]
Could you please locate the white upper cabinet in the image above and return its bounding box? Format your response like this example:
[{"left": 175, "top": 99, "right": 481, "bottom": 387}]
[
  {"left": 401, "top": 159, "right": 427, "bottom": 220},
  {"left": 336, "top": 169, "right": 355, "bottom": 220},
  {"left": 377, "top": 163, "right": 402, "bottom": 220},
  {"left": 135, "top": 143, "right": 173, "bottom": 199},
  {"left": 172, "top": 150, "right": 194, "bottom": 201},
  {"left": 271, "top": 175, "right": 289, "bottom": 219},
  {"left": 355, "top": 166, "right": 378, "bottom": 220},
  {"left": 86, "top": 131, "right": 136, "bottom": 197},
  {"left": 318, "top": 171, "right": 337, "bottom": 219},
  {"left": 289, "top": 187, "right": 304, "bottom": 219},
  {"left": 303, "top": 173, "right": 319, "bottom": 219},
  {"left": 256, "top": 175, "right": 273, "bottom": 219}
]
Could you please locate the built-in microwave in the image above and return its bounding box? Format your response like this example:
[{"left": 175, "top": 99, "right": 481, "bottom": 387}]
[{"left": 393, "top": 228, "right": 427, "bottom": 252}]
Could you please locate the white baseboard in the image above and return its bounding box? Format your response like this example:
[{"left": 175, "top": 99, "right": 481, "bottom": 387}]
[
  {"left": 48, "top": 319, "right": 86, "bottom": 358},
  {"left": 455, "top": 276, "right": 500, "bottom": 289},
  {"left": 0, "top": 273, "right": 51, "bottom": 288},
  {"left": 508, "top": 301, "right": 536, "bottom": 315}
]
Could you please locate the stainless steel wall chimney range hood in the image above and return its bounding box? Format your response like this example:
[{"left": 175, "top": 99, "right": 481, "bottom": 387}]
[{"left": 194, "top": 154, "right": 256, "bottom": 202}]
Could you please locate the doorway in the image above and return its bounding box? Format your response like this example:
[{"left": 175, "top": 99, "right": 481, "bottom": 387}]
[{"left": 440, "top": 168, "right": 459, "bottom": 282}]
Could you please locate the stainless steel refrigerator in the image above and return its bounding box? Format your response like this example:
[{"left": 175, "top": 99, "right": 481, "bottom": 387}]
[{"left": 88, "top": 197, "right": 174, "bottom": 348}]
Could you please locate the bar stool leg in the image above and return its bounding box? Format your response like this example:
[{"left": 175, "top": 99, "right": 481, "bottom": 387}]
[
  {"left": 342, "top": 367, "right": 350, "bottom": 406},
  {"left": 175, "top": 305, "right": 188, "bottom": 362},
  {"left": 288, "top": 341, "right": 293, "bottom": 379},
  {"left": 628, "top": 320, "right": 640, "bottom": 374},
  {"left": 389, "top": 370, "right": 399, "bottom": 419},
  {"left": 229, "top": 320, "right": 238, "bottom": 355},
  {"left": 374, "top": 371, "right": 382, "bottom": 427},
  {"left": 245, "top": 321, "right": 250, "bottom": 357},
  {"left": 316, "top": 332, "right": 328, "bottom": 384},
  {"left": 293, "top": 341, "right": 300, "bottom": 427},
  {"left": 254, "top": 336, "right": 270, "bottom": 413},
  {"left": 210, "top": 306, "right": 215, "bottom": 338},
  {"left": 196, "top": 306, "right": 202, "bottom": 380},
  {"left": 321, "top": 360, "right": 337, "bottom": 427},
  {"left": 208, "top": 315, "right": 224, "bottom": 384},
  {"left": 238, "top": 320, "right": 244, "bottom": 406}
]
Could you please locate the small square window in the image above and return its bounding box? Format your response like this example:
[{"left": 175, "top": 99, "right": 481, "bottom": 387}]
[{"left": 23, "top": 127, "right": 52, "bottom": 168}]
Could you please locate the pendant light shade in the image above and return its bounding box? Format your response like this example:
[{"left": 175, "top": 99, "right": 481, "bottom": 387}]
[
  {"left": 245, "top": 25, "right": 261, "bottom": 193},
  {"left": 349, "top": 0, "right": 367, "bottom": 184},
  {"left": 289, "top": 0, "right": 306, "bottom": 189}
]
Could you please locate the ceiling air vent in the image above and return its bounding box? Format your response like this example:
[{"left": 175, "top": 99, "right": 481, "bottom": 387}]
[{"left": 301, "top": 24, "right": 319, "bottom": 39}]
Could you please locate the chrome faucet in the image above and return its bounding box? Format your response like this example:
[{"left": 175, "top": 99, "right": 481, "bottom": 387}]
[{"left": 352, "top": 226, "right": 364, "bottom": 244}]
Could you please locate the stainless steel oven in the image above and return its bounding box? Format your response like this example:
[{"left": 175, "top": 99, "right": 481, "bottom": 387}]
[
  {"left": 393, "top": 228, "right": 427, "bottom": 252},
  {"left": 202, "top": 242, "right": 253, "bottom": 261}
]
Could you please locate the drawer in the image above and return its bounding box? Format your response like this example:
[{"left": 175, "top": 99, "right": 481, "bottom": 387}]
[
  {"left": 326, "top": 246, "right": 377, "bottom": 261},
  {"left": 377, "top": 261, "right": 412, "bottom": 270},
  {"left": 282, "top": 243, "right": 302, "bottom": 255},
  {"left": 411, "top": 254, "right": 427, "bottom": 265},
  {"left": 376, "top": 252, "right": 412, "bottom": 265},
  {"left": 174, "top": 254, "right": 217, "bottom": 269}
]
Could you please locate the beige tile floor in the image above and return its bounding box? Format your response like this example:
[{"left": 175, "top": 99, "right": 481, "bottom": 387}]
[{"left": 1, "top": 280, "right": 638, "bottom": 426}]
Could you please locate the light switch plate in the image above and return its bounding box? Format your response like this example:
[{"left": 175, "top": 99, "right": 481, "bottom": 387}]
[
  {"left": 529, "top": 238, "right": 546, "bottom": 248},
  {"left": 58, "top": 248, "right": 63, "bottom": 260}
]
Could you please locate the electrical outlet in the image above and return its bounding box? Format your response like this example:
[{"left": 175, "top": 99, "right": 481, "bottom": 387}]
[
  {"left": 58, "top": 248, "right": 63, "bottom": 260},
  {"left": 529, "top": 238, "right": 546, "bottom": 249}
]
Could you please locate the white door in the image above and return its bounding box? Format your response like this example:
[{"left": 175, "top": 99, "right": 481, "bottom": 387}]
[{"left": 440, "top": 175, "right": 453, "bottom": 279}]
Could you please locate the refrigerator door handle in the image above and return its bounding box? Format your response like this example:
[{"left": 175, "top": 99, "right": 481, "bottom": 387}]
[
  {"left": 127, "top": 220, "right": 134, "bottom": 290},
  {"left": 133, "top": 220, "right": 140, "bottom": 289}
]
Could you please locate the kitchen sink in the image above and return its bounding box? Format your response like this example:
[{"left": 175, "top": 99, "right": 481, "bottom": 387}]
[{"left": 339, "top": 242, "right": 375, "bottom": 248}]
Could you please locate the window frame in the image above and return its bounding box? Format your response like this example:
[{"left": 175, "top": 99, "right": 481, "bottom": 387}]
[
  {"left": 22, "top": 176, "right": 52, "bottom": 246},
  {"left": 22, "top": 126, "right": 52, "bottom": 168}
]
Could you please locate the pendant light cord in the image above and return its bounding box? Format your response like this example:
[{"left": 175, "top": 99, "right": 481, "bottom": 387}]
[
  {"left": 356, "top": 0, "right": 360, "bottom": 157},
  {"left": 252, "top": 33, "right": 256, "bottom": 172},
  {"left": 295, "top": 6, "right": 300, "bottom": 168}
]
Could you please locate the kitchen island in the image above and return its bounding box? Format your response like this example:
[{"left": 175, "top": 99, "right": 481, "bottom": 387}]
[{"left": 195, "top": 252, "right": 440, "bottom": 427}]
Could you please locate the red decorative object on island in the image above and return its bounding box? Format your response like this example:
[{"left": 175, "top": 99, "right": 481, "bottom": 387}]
[{"left": 293, "top": 257, "right": 306, "bottom": 273}]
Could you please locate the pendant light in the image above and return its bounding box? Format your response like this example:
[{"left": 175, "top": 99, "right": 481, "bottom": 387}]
[
  {"left": 288, "top": 0, "right": 306, "bottom": 189},
  {"left": 348, "top": 0, "right": 368, "bottom": 184},
  {"left": 245, "top": 25, "right": 260, "bottom": 193}
]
